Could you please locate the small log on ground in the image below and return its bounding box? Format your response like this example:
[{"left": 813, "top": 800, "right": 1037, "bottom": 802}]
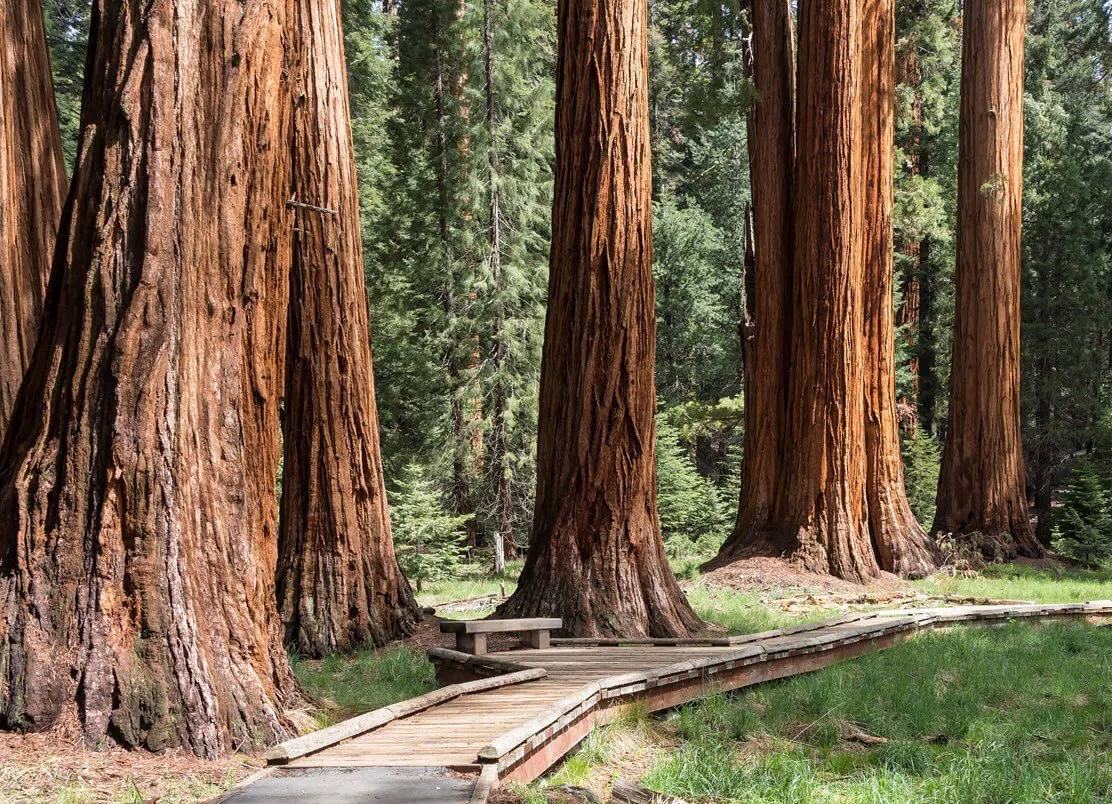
[{"left": 611, "top": 779, "right": 688, "bottom": 804}]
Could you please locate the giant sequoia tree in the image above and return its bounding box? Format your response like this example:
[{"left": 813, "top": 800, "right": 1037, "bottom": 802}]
[
  {"left": 711, "top": 0, "right": 935, "bottom": 581},
  {"left": 0, "top": 0, "right": 299, "bottom": 756},
  {"left": 0, "top": 0, "right": 66, "bottom": 438},
  {"left": 498, "top": 0, "right": 701, "bottom": 637},
  {"left": 860, "top": 0, "right": 936, "bottom": 577},
  {"left": 718, "top": 0, "right": 794, "bottom": 558},
  {"left": 276, "top": 0, "right": 419, "bottom": 657},
  {"left": 933, "top": 0, "right": 1043, "bottom": 557},
  {"left": 774, "top": 0, "right": 879, "bottom": 582}
]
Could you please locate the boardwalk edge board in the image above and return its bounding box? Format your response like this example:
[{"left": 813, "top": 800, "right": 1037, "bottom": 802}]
[{"left": 264, "top": 666, "right": 547, "bottom": 764}]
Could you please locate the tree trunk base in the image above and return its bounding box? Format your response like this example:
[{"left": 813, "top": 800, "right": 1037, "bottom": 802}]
[{"left": 498, "top": 534, "right": 703, "bottom": 639}]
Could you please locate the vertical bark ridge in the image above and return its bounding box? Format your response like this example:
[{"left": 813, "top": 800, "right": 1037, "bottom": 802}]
[
  {"left": 775, "top": 0, "right": 880, "bottom": 583},
  {"left": 707, "top": 0, "right": 795, "bottom": 567},
  {"left": 277, "top": 0, "right": 419, "bottom": 658},
  {"left": 0, "top": 0, "right": 300, "bottom": 756},
  {"left": 498, "top": 0, "right": 701, "bottom": 637},
  {"left": 0, "top": 0, "right": 66, "bottom": 438},
  {"left": 860, "top": 0, "right": 937, "bottom": 578}
]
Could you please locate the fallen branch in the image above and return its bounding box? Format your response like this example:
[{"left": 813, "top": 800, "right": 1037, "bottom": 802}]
[{"left": 612, "top": 779, "right": 689, "bottom": 804}]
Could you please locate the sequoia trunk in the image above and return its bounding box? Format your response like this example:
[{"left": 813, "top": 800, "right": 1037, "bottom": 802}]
[
  {"left": 0, "top": 0, "right": 66, "bottom": 437},
  {"left": 860, "top": 0, "right": 936, "bottom": 578},
  {"left": 933, "top": 0, "right": 1042, "bottom": 557},
  {"left": 0, "top": 0, "right": 299, "bottom": 756},
  {"left": 497, "top": 0, "right": 701, "bottom": 637},
  {"left": 709, "top": 0, "right": 795, "bottom": 565},
  {"left": 277, "top": 0, "right": 420, "bottom": 658},
  {"left": 775, "top": 0, "right": 880, "bottom": 583}
]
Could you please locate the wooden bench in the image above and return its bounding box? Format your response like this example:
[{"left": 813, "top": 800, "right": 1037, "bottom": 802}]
[{"left": 439, "top": 618, "right": 562, "bottom": 655}]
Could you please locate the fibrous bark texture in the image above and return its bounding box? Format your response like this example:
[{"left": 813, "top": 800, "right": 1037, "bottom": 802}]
[
  {"left": 933, "top": 0, "right": 1042, "bottom": 558},
  {"left": 0, "top": 0, "right": 66, "bottom": 438},
  {"left": 277, "top": 0, "right": 419, "bottom": 658},
  {"left": 711, "top": 0, "right": 794, "bottom": 565},
  {"left": 775, "top": 0, "right": 879, "bottom": 583},
  {"left": 895, "top": 37, "right": 922, "bottom": 430},
  {"left": 860, "top": 0, "right": 936, "bottom": 578},
  {"left": 497, "top": 0, "right": 701, "bottom": 637},
  {"left": 0, "top": 0, "right": 299, "bottom": 757}
]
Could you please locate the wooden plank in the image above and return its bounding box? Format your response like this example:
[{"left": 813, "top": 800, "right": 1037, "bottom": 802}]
[
  {"left": 479, "top": 683, "right": 602, "bottom": 761},
  {"left": 265, "top": 667, "right": 546, "bottom": 764},
  {"left": 440, "top": 618, "right": 562, "bottom": 634},
  {"left": 469, "top": 764, "right": 499, "bottom": 804}
]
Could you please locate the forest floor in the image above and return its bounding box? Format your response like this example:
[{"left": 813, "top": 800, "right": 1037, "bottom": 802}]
[{"left": 2, "top": 558, "right": 1110, "bottom": 802}]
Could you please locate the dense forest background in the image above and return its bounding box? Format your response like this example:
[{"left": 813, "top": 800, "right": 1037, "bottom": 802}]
[{"left": 40, "top": 0, "right": 1112, "bottom": 570}]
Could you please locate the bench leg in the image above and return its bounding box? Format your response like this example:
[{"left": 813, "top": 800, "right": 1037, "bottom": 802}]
[
  {"left": 523, "top": 630, "right": 550, "bottom": 650},
  {"left": 457, "top": 633, "right": 487, "bottom": 655}
]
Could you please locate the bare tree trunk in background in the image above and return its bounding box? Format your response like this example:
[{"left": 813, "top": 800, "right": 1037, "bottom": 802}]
[
  {"left": 497, "top": 0, "right": 702, "bottom": 637},
  {"left": 774, "top": 0, "right": 880, "bottom": 583},
  {"left": 483, "top": 0, "right": 514, "bottom": 574},
  {"left": 0, "top": 0, "right": 66, "bottom": 439},
  {"left": 277, "top": 0, "right": 419, "bottom": 658},
  {"left": 860, "top": 0, "right": 937, "bottom": 578},
  {"left": 0, "top": 0, "right": 300, "bottom": 756},
  {"left": 934, "top": 0, "right": 1043, "bottom": 558},
  {"left": 707, "top": 0, "right": 795, "bottom": 568}
]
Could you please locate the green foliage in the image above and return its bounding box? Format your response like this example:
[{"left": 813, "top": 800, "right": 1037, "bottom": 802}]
[
  {"left": 653, "top": 200, "right": 738, "bottom": 404},
  {"left": 901, "top": 429, "right": 942, "bottom": 528},
  {"left": 1052, "top": 462, "right": 1112, "bottom": 569},
  {"left": 41, "top": 0, "right": 90, "bottom": 171},
  {"left": 389, "top": 463, "right": 470, "bottom": 590},
  {"left": 656, "top": 419, "right": 729, "bottom": 558},
  {"left": 1022, "top": 0, "right": 1112, "bottom": 524}
]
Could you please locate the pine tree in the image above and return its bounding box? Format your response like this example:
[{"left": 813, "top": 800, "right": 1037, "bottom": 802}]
[
  {"left": 1022, "top": 0, "right": 1112, "bottom": 545},
  {"left": 471, "top": 0, "right": 554, "bottom": 572}
]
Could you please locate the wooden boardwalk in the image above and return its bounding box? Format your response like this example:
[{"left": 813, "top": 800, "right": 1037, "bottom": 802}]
[{"left": 220, "top": 601, "right": 1112, "bottom": 803}]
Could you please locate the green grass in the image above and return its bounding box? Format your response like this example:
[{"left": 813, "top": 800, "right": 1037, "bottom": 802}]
[
  {"left": 415, "top": 559, "right": 524, "bottom": 608},
  {"left": 917, "top": 562, "right": 1112, "bottom": 604},
  {"left": 292, "top": 644, "right": 436, "bottom": 723},
  {"left": 637, "top": 622, "right": 1112, "bottom": 803}
]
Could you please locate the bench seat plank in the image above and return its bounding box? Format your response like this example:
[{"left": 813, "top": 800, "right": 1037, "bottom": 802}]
[{"left": 439, "top": 618, "right": 562, "bottom": 635}]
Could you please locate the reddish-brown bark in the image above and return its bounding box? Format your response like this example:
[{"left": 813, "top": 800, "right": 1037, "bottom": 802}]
[
  {"left": 895, "top": 39, "right": 923, "bottom": 430},
  {"left": 710, "top": 0, "right": 794, "bottom": 566},
  {"left": 277, "top": 0, "right": 419, "bottom": 658},
  {"left": 933, "top": 0, "right": 1042, "bottom": 558},
  {"left": 860, "top": 0, "right": 936, "bottom": 578},
  {"left": 0, "top": 0, "right": 300, "bottom": 756},
  {"left": 0, "top": 0, "right": 66, "bottom": 438},
  {"left": 497, "top": 0, "right": 701, "bottom": 637},
  {"left": 773, "top": 0, "right": 880, "bottom": 583}
]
